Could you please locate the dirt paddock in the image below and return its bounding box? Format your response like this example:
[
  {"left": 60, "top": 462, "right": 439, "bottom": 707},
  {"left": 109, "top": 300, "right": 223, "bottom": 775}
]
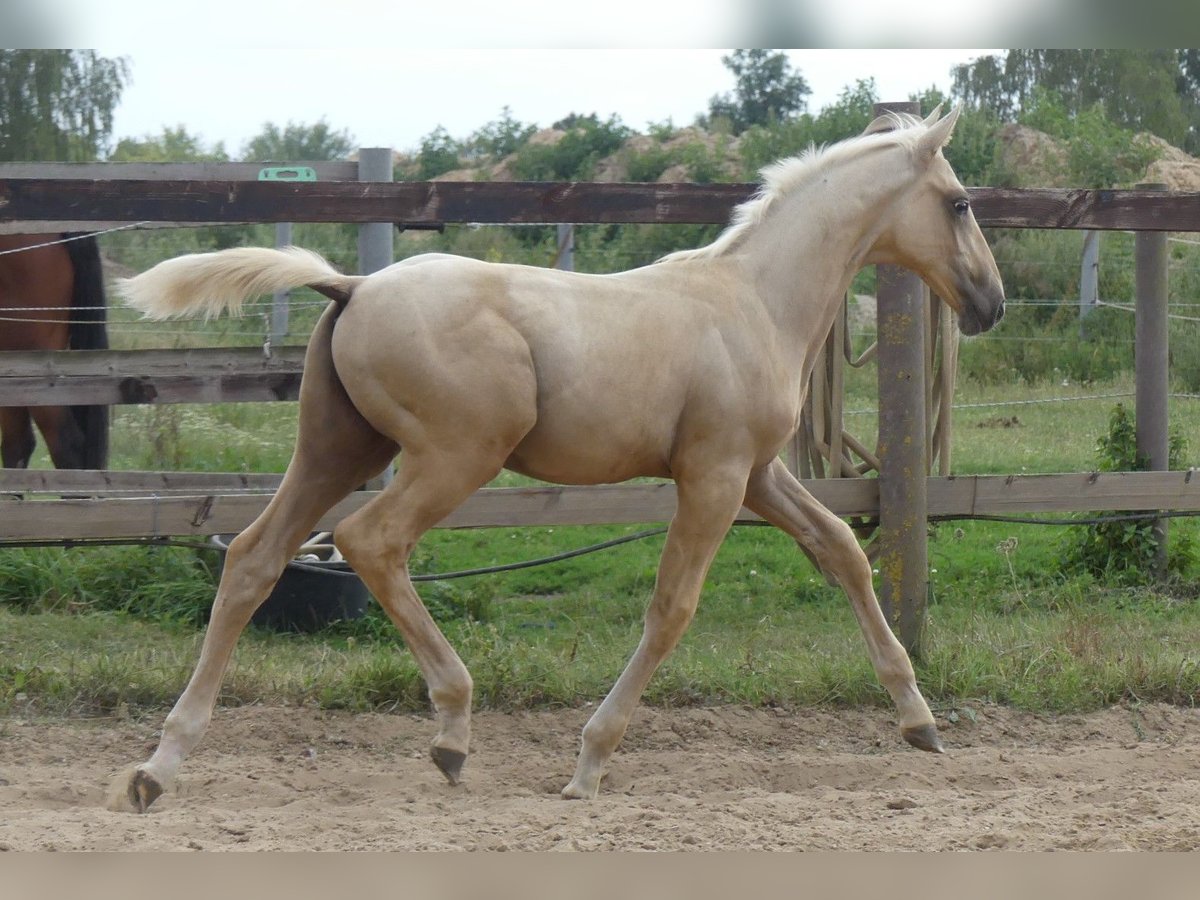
[{"left": 2, "top": 702, "right": 1198, "bottom": 851}]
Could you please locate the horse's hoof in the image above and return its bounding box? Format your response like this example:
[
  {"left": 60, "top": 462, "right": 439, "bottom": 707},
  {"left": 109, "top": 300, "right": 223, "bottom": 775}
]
[
  {"left": 560, "top": 779, "right": 599, "bottom": 801},
  {"left": 430, "top": 746, "right": 467, "bottom": 785},
  {"left": 105, "top": 766, "right": 164, "bottom": 814},
  {"left": 901, "top": 723, "right": 945, "bottom": 754}
]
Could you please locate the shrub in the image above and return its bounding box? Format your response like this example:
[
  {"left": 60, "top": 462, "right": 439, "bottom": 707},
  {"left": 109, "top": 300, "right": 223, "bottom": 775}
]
[{"left": 1061, "top": 404, "right": 1193, "bottom": 582}]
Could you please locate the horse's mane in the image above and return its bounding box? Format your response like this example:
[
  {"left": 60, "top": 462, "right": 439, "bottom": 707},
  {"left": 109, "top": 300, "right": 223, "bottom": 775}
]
[{"left": 659, "top": 112, "right": 927, "bottom": 265}]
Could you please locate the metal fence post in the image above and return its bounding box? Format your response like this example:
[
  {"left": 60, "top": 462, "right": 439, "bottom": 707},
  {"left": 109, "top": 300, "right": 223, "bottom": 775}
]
[
  {"left": 357, "top": 148, "right": 394, "bottom": 277},
  {"left": 555, "top": 223, "right": 575, "bottom": 272},
  {"left": 873, "top": 101, "right": 928, "bottom": 656},
  {"left": 1134, "top": 182, "right": 1170, "bottom": 578},
  {"left": 357, "top": 147, "right": 395, "bottom": 487},
  {"left": 271, "top": 221, "right": 293, "bottom": 345},
  {"left": 1079, "top": 230, "right": 1099, "bottom": 337}
]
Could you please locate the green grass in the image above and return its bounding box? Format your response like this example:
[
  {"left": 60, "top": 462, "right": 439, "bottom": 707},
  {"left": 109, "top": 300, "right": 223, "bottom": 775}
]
[{"left": 2, "top": 519, "right": 1198, "bottom": 717}]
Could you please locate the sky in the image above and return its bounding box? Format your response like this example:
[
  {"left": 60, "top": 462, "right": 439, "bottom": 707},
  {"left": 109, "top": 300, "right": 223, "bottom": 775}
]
[
  {"left": 96, "top": 49, "right": 996, "bottom": 157},
  {"left": 10, "top": 0, "right": 1190, "bottom": 160}
]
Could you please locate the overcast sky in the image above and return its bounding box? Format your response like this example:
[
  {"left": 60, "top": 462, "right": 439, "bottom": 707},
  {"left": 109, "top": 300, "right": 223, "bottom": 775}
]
[
  {"left": 92, "top": 48, "right": 993, "bottom": 157},
  {"left": 11, "top": 0, "right": 1116, "bottom": 160}
]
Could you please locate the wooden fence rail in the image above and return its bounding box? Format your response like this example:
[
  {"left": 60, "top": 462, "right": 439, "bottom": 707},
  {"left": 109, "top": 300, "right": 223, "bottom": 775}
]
[
  {"left": 3, "top": 472, "right": 1197, "bottom": 542},
  {"left": 2, "top": 178, "right": 1200, "bottom": 231},
  {"left": 0, "top": 348, "right": 306, "bottom": 406}
]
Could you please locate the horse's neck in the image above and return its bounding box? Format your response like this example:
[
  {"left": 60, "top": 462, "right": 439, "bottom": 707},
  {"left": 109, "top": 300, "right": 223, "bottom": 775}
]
[{"left": 739, "top": 155, "right": 913, "bottom": 363}]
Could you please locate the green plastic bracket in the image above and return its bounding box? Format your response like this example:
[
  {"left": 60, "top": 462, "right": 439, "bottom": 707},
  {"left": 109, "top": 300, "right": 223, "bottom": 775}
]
[{"left": 257, "top": 166, "right": 317, "bottom": 182}]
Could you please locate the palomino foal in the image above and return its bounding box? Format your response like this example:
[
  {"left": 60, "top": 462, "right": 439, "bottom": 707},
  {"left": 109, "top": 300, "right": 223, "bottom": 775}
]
[{"left": 109, "top": 105, "right": 1004, "bottom": 812}]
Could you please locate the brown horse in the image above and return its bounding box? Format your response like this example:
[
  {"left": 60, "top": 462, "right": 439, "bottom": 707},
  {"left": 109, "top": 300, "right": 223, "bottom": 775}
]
[
  {"left": 111, "top": 106, "right": 1004, "bottom": 812},
  {"left": 0, "top": 233, "right": 109, "bottom": 469}
]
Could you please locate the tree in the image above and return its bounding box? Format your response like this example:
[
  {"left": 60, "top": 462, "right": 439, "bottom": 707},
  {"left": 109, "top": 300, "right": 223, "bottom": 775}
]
[
  {"left": 415, "top": 126, "right": 462, "bottom": 179},
  {"left": 1177, "top": 49, "right": 1200, "bottom": 153},
  {"left": 0, "top": 49, "right": 128, "bottom": 161},
  {"left": 952, "top": 50, "right": 1189, "bottom": 147},
  {"left": 241, "top": 118, "right": 354, "bottom": 162},
  {"left": 706, "top": 49, "right": 810, "bottom": 134},
  {"left": 465, "top": 106, "right": 536, "bottom": 161},
  {"left": 110, "top": 125, "right": 228, "bottom": 162}
]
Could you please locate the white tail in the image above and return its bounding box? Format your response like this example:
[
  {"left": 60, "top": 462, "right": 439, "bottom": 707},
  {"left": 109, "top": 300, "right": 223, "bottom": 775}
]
[{"left": 116, "top": 246, "right": 360, "bottom": 320}]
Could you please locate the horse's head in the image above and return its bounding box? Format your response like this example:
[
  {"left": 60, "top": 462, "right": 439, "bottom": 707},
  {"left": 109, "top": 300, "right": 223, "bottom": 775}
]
[{"left": 865, "top": 105, "right": 1006, "bottom": 336}]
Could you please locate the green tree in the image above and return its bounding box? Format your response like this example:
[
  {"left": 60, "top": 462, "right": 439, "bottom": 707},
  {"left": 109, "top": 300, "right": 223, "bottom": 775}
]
[
  {"left": 465, "top": 106, "right": 536, "bottom": 161},
  {"left": 1177, "top": 49, "right": 1200, "bottom": 153},
  {"left": 415, "top": 125, "right": 462, "bottom": 179},
  {"left": 706, "top": 49, "right": 811, "bottom": 135},
  {"left": 241, "top": 118, "right": 354, "bottom": 161},
  {"left": 952, "top": 50, "right": 1189, "bottom": 147},
  {"left": 511, "top": 113, "right": 631, "bottom": 180},
  {"left": 110, "top": 125, "right": 228, "bottom": 162},
  {"left": 1020, "top": 86, "right": 1159, "bottom": 189},
  {"left": 0, "top": 49, "right": 128, "bottom": 161}
]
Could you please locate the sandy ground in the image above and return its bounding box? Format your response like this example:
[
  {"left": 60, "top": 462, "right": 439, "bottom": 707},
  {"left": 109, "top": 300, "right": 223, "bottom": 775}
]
[{"left": 2, "top": 702, "right": 1199, "bottom": 851}]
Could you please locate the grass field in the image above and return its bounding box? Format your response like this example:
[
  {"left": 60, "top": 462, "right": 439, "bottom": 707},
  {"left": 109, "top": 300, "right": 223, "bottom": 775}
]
[{"left": 5, "top": 332, "right": 1200, "bottom": 718}]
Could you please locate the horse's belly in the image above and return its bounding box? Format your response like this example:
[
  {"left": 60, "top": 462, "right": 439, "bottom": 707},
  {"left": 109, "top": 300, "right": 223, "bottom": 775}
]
[{"left": 505, "top": 421, "right": 672, "bottom": 485}]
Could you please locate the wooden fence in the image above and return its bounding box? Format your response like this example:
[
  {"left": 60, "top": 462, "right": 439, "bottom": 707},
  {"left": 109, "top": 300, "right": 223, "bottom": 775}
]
[{"left": 3, "top": 129, "right": 1200, "bottom": 652}]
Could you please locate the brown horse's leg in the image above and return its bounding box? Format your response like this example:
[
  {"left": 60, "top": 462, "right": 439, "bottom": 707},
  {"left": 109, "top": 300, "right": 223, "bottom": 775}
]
[
  {"left": 562, "top": 465, "right": 749, "bottom": 800},
  {"left": 742, "top": 457, "right": 941, "bottom": 751},
  {"left": 107, "top": 308, "right": 399, "bottom": 813},
  {"left": 0, "top": 408, "right": 36, "bottom": 468},
  {"left": 29, "top": 405, "right": 86, "bottom": 470}
]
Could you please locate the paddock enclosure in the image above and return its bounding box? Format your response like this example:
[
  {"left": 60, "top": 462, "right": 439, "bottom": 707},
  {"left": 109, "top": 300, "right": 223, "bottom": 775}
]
[{"left": 2, "top": 109, "right": 1199, "bottom": 656}]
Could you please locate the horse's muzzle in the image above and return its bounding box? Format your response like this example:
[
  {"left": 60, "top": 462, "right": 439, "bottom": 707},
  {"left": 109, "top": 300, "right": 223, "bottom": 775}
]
[{"left": 958, "top": 281, "right": 1006, "bottom": 336}]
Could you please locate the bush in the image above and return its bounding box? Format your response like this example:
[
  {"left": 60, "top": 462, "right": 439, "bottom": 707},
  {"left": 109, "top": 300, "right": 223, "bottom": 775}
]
[
  {"left": 510, "top": 113, "right": 631, "bottom": 181},
  {"left": 1061, "top": 404, "right": 1194, "bottom": 582}
]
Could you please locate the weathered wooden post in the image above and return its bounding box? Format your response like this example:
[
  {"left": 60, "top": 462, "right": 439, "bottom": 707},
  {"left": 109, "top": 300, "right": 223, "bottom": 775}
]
[
  {"left": 873, "top": 101, "right": 928, "bottom": 656},
  {"left": 1134, "top": 182, "right": 1170, "bottom": 578}
]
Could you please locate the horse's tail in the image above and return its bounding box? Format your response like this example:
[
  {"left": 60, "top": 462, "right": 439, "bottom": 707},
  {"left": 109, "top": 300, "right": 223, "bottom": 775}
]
[
  {"left": 64, "top": 234, "right": 110, "bottom": 469},
  {"left": 116, "top": 247, "right": 363, "bottom": 320}
]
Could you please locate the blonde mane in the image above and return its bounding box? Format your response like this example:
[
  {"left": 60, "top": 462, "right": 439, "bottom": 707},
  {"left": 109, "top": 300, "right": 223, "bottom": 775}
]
[{"left": 659, "top": 112, "right": 928, "bottom": 264}]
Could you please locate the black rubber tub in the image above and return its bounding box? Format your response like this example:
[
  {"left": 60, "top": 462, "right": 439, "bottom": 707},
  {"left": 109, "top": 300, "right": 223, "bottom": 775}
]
[{"left": 211, "top": 533, "right": 369, "bottom": 632}]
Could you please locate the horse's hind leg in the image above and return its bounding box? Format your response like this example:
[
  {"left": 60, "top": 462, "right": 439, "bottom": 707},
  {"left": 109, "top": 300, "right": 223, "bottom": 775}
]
[
  {"left": 743, "top": 457, "right": 941, "bottom": 751},
  {"left": 107, "top": 308, "right": 399, "bottom": 813},
  {"left": 29, "top": 405, "right": 86, "bottom": 469},
  {"left": 332, "top": 445, "right": 516, "bottom": 787},
  {"left": 0, "top": 408, "right": 36, "bottom": 468}
]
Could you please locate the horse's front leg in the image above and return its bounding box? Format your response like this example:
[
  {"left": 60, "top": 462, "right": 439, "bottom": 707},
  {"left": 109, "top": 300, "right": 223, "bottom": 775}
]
[
  {"left": 562, "top": 464, "right": 750, "bottom": 800},
  {"left": 743, "top": 457, "right": 942, "bottom": 752}
]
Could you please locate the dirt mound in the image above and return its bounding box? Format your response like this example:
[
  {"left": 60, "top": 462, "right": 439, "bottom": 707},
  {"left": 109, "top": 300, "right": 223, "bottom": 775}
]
[
  {"left": 1142, "top": 134, "right": 1200, "bottom": 192},
  {"left": 3, "top": 703, "right": 1198, "bottom": 850}
]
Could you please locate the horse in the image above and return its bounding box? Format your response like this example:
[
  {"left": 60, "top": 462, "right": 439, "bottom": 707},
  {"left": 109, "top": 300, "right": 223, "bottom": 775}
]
[
  {"left": 107, "top": 105, "right": 1004, "bottom": 813},
  {"left": 0, "top": 232, "right": 109, "bottom": 470}
]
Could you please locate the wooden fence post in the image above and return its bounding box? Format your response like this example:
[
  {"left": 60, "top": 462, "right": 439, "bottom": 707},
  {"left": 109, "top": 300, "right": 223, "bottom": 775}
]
[
  {"left": 1134, "top": 182, "right": 1170, "bottom": 578},
  {"left": 873, "top": 101, "right": 928, "bottom": 656}
]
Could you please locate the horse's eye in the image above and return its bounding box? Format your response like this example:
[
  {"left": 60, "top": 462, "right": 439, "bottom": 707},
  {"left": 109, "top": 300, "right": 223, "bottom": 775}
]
[{"left": 953, "top": 198, "right": 970, "bottom": 216}]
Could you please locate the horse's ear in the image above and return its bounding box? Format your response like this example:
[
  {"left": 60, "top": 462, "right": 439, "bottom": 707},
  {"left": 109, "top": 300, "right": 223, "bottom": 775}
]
[
  {"left": 921, "top": 103, "right": 945, "bottom": 128},
  {"left": 917, "top": 104, "right": 962, "bottom": 159}
]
